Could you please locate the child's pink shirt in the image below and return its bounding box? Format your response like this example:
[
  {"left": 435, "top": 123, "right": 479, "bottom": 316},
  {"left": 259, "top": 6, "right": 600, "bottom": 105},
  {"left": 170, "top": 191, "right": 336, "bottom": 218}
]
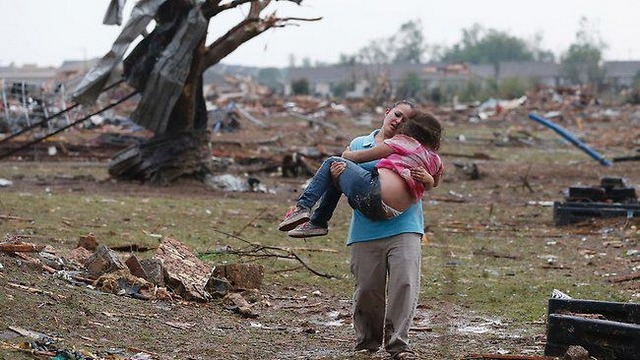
[{"left": 376, "top": 134, "right": 444, "bottom": 201}]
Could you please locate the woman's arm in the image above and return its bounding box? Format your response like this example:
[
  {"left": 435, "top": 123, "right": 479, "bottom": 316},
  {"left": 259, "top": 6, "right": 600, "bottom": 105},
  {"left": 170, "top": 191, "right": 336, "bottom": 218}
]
[{"left": 342, "top": 143, "right": 394, "bottom": 163}]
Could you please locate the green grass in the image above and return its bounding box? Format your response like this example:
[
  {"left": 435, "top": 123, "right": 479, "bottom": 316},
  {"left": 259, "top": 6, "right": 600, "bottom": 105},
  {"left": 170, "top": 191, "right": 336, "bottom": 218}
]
[{"left": 1, "top": 138, "right": 636, "bottom": 345}]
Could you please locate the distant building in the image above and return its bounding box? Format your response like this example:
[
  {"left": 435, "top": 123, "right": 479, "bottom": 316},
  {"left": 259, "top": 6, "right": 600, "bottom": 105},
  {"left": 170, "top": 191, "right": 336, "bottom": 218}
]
[
  {"left": 285, "top": 63, "right": 496, "bottom": 98},
  {"left": 0, "top": 64, "right": 57, "bottom": 89},
  {"left": 4, "top": 59, "right": 640, "bottom": 102},
  {"left": 496, "top": 61, "right": 562, "bottom": 87},
  {"left": 604, "top": 61, "right": 640, "bottom": 87}
]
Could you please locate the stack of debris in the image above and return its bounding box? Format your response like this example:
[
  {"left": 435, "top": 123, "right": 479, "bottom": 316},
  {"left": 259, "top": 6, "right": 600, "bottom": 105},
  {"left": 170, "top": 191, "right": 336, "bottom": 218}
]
[
  {"left": 554, "top": 177, "right": 639, "bottom": 225},
  {"left": 0, "top": 234, "right": 264, "bottom": 317}
]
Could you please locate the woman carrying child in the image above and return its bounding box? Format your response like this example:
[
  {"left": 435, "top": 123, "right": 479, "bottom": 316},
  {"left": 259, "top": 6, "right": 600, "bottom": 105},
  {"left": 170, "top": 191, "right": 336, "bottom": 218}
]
[{"left": 278, "top": 110, "right": 443, "bottom": 236}]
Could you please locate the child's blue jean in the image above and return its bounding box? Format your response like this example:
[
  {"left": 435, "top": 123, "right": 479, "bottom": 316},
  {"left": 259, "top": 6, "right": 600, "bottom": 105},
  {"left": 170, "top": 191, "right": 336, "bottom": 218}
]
[{"left": 297, "top": 156, "right": 387, "bottom": 227}]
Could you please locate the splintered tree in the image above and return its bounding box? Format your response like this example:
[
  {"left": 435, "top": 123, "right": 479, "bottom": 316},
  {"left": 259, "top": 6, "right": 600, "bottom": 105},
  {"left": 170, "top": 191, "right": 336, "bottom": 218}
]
[{"left": 73, "top": 0, "right": 317, "bottom": 184}]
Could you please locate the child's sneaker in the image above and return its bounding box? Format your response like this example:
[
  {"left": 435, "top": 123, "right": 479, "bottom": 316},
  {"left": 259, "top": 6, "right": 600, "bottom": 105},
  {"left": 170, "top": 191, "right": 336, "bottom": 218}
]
[
  {"left": 278, "top": 206, "right": 310, "bottom": 231},
  {"left": 287, "top": 222, "right": 328, "bottom": 238}
]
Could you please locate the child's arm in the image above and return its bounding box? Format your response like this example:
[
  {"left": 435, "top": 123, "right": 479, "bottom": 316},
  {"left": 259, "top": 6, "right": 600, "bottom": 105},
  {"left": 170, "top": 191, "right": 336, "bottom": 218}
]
[
  {"left": 342, "top": 143, "right": 394, "bottom": 163},
  {"left": 410, "top": 167, "right": 436, "bottom": 190}
]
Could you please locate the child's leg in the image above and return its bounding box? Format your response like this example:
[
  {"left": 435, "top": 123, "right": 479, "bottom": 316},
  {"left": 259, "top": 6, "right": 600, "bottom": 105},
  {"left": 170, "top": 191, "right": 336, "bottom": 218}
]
[
  {"left": 308, "top": 185, "right": 341, "bottom": 228},
  {"left": 296, "top": 156, "right": 343, "bottom": 211},
  {"left": 334, "top": 163, "right": 386, "bottom": 220},
  {"left": 281, "top": 156, "right": 345, "bottom": 232}
]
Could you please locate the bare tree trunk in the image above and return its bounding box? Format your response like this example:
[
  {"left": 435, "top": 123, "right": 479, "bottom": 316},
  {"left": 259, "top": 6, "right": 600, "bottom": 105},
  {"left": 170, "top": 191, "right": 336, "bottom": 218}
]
[
  {"left": 106, "top": 0, "right": 317, "bottom": 184},
  {"left": 109, "top": 5, "right": 212, "bottom": 184}
]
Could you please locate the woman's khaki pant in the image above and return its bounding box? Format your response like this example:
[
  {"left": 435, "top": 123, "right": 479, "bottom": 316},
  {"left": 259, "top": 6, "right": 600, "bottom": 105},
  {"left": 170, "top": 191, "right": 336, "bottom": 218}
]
[{"left": 350, "top": 232, "right": 422, "bottom": 356}]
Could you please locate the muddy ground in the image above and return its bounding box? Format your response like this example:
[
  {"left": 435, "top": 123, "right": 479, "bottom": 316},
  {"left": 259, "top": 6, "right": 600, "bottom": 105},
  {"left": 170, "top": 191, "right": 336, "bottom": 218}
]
[{"left": 1, "top": 103, "right": 639, "bottom": 360}]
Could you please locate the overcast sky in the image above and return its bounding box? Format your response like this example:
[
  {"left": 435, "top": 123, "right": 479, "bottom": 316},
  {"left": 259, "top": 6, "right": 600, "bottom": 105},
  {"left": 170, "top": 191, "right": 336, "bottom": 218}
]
[{"left": 1, "top": 0, "right": 639, "bottom": 68}]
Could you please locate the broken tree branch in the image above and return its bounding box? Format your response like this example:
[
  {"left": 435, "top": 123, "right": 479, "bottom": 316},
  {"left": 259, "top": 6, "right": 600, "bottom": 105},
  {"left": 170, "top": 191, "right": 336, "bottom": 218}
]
[
  {"left": 210, "top": 229, "right": 337, "bottom": 279},
  {"left": 606, "top": 272, "right": 640, "bottom": 283},
  {"left": 13, "top": 252, "right": 56, "bottom": 274},
  {"left": 0, "top": 214, "right": 34, "bottom": 221},
  {"left": 203, "top": 11, "right": 320, "bottom": 68},
  {"left": 8, "top": 282, "right": 65, "bottom": 301},
  {"left": 234, "top": 208, "right": 269, "bottom": 236}
]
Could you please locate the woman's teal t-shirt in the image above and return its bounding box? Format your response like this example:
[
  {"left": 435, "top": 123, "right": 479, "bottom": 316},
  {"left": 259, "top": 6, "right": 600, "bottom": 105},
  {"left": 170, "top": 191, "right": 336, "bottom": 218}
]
[{"left": 347, "top": 129, "right": 425, "bottom": 245}]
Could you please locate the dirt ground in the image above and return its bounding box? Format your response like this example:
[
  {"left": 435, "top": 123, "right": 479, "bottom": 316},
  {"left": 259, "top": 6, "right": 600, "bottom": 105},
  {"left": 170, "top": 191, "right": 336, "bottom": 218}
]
[{"left": 1, "top": 102, "right": 639, "bottom": 360}]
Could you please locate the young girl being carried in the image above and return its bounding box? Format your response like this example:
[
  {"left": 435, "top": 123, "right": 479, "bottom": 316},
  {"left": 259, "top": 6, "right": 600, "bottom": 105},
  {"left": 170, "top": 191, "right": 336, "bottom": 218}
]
[{"left": 278, "top": 110, "right": 444, "bottom": 238}]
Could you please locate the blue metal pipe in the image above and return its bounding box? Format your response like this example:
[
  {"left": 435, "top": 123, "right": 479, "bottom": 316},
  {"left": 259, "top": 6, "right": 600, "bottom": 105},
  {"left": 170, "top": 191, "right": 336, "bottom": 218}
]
[{"left": 528, "top": 112, "right": 612, "bottom": 166}]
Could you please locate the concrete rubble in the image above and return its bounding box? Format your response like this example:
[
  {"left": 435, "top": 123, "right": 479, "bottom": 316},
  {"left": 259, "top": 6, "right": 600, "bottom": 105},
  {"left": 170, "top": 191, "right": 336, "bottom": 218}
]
[{"left": 0, "top": 234, "right": 265, "bottom": 308}]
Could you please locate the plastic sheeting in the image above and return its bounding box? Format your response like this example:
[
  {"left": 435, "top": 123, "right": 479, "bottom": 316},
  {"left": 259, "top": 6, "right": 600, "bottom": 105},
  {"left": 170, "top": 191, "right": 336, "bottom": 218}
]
[
  {"left": 129, "top": 6, "right": 208, "bottom": 134},
  {"left": 103, "top": 0, "right": 127, "bottom": 25},
  {"left": 72, "top": 0, "right": 170, "bottom": 104}
]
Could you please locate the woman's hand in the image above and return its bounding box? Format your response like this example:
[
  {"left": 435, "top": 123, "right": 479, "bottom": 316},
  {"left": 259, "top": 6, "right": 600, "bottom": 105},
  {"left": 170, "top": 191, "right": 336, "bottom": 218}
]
[{"left": 410, "top": 167, "right": 435, "bottom": 190}]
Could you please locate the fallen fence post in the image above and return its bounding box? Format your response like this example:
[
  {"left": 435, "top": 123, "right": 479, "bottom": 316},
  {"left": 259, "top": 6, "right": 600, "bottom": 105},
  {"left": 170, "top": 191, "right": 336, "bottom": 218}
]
[{"left": 528, "top": 112, "right": 612, "bottom": 166}]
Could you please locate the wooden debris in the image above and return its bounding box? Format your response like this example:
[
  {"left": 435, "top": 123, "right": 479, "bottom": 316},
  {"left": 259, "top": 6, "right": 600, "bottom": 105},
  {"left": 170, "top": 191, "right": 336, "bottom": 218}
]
[
  {"left": 0, "top": 242, "right": 45, "bottom": 253},
  {"left": 473, "top": 247, "right": 521, "bottom": 260},
  {"left": 13, "top": 252, "right": 56, "bottom": 274},
  {"left": 441, "top": 152, "right": 493, "bottom": 160},
  {"left": 0, "top": 214, "right": 33, "bottom": 222},
  {"left": 111, "top": 243, "right": 157, "bottom": 252},
  {"left": 430, "top": 195, "right": 467, "bottom": 203},
  {"left": 281, "top": 301, "right": 323, "bottom": 309},
  {"left": 288, "top": 111, "right": 338, "bottom": 129},
  {"left": 7, "top": 282, "right": 65, "bottom": 300},
  {"left": 606, "top": 272, "right": 640, "bottom": 283},
  {"left": 126, "top": 347, "right": 161, "bottom": 359},
  {"left": 213, "top": 135, "right": 281, "bottom": 147},
  {"left": 164, "top": 321, "right": 195, "bottom": 330},
  {"left": 236, "top": 106, "right": 268, "bottom": 128},
  {"left": 8, "top": 326, "right": 57, "bottom": 340},
  {"left": 288, "top": 247, "right": 339, "bottom": 253}
]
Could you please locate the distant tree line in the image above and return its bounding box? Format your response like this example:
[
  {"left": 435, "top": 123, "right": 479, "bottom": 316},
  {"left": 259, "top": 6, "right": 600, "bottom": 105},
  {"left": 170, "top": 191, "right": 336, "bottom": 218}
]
[{"left": 258, "top": 16, "right": 640, "bottom": 104}]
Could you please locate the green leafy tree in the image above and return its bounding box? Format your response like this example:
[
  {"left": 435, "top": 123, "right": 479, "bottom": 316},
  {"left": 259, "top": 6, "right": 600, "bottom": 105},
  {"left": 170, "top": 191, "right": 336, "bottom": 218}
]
[
  {"left": 291, "top": 78, "right": 310, "bottom": 95},
  {"left": 257, "top": 68, "right": 284, "bottom": 92},
  {"left": 331, "top": 81, "right": 355, "bottom": 98},
  {"left": 396, "top": 72, "right": 423, "bottom": 100},
  {"left": 338, "top": 54, "right": 357, "bottom": 66},
  {"left": 560, "top": 17, "right": 606, "bottom": 86},
  {"left": 357, "top": 38, "right": 393, "bottom": 64},
  {"left": 439, "top": 24, "right": 535, "bottom": 66},
  {"left": 356, "top": 19, "right": 425, "bottom": 65},
  {"left": 391, "top": 20, "right": 426, "bottom": 64},
  {"left": 529, "top": 33, "right": 556, "bottom": 62},
  {"left": 498, "top": 77, "right": 530, "bottom": 99}
]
